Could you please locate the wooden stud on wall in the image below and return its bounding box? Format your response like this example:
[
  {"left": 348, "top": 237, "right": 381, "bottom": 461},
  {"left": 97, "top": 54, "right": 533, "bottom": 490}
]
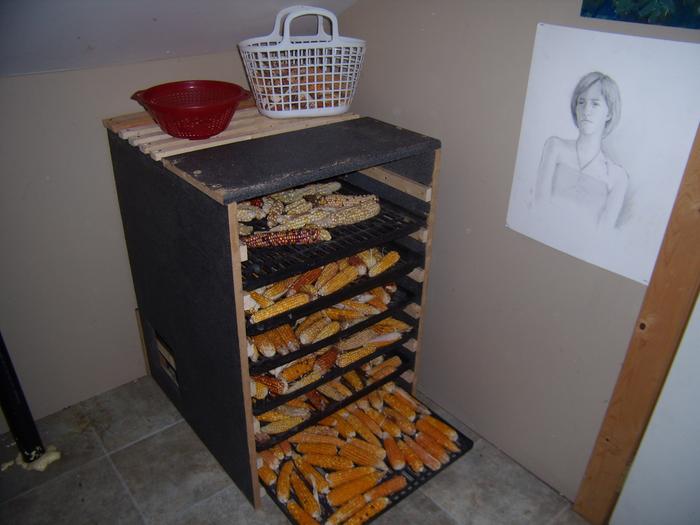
[{"left": 574, "top": 126, "right": 700, "bottom": 524}]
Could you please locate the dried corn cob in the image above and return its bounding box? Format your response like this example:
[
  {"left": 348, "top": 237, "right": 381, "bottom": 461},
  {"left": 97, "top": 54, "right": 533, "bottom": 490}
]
[
  {"left": 382, "top": 435, "right": 405, "bottom": 471},
  {"left": 250, "top": 291, "right": 274, "bottom": 309},
  {"left": 337, "top": 258, "right": 349, "bottom": 270},
  {"left": 347, "top": 437, "right": 386, "bottom": 461},
  {"left": 286, "top": 500, "right": 320, "bottom": 525},
  {"left": 288, "top": 267, "right": 324, "bottom": 295},
  {"left": 326, "top": 495, "right": 366, "bottom": 525},
  {"left": 285, "top": 397, "right": 314, "bottom": 411},
  {"left": 252, "top": 375, "right": 288, "bottom": 396},
  {"left": 257, "top": 409, "right": 290, "bottom": 423},
  {"left": 237, "top": 204, "right": 264, "bottom": 222},
  {"left": 316, "top": 201, "right": 381, "bottom": 228},
  {"left": 348, "top": 408, "right": 383, "bottom": 439},
  {"left": 259, "top": 449, "right": 280, "bottom": 470},
  {"left": 343, "top": 370, "right": 364, "bottom": 392},
  {"left": 368, "top": 332, "right": 402, "bottom": 348},
  {"left": 311, "top": 194, "right": 377, "bottom": 208},
  {"left": 306, "top": 389, "right": 329, "bottom": 411},
  {"left": 371, "top": 366, "right": 398, "bottom": 382},
  {"left": 313, "top": 320, "right": 340, "bottom": 343},
  {"left": 296, "top": 442, "right": 338, "bottom": 456},
  {"left": 266, "top": 199, "right": 285, "bottom": 227},
  {"left": 325, "top": 466, "right": 377, "bottom": 488},
  {"left": 365, "top": 408, "right": 401, "bottom": 438},
  {"left": 303, "top": 453, "right": 354, "bottom": 471},
  {"left": 384, "top": 407, "right": 416, "bottom": 436},
  {"left": 250, "top": 293, "right": 310, "bottom": 324},
  {"left": 263, "top": 275, "right": 298, "bottom": 301},
  {"left": 384, "top": 393, "right": 417, "bottom": 421},
  {"left": 295, "top": 311, "right": 325, "bottom": 338},
  {"left": 288, "top": 433, "right": 345, "bottom": 447},
  {"left": 366, "top": 297, "right": 388, "bottom": 312},
  {"left": 397, "top": 439, "right": 424, "bottom": 474},
  {"left": 270, "top": 444, "right": 286, "bottom": 461},
  {"left": 277, "top": 324, "right": 301, "bottom": 353},
  {"left": 327, "top": 471, "right": 384, "bottom": 507},
  {"left": 368, "top": 391, "right": 384, "bottom": 411},
  {"left": 337, "top": 329, "right": 377, "bottom": 351},
  {"left": 258, "top": 465, "right": 277, "bottom": 487},
  {"left": 277, "top": 460, "right": 294, "bottom": 503},
  {"left": 369, "top": 286, "right": 391, "bottom": 305},
  {"left": 261, "top": 416, "right": 304, "bottom": 435},
  {"left": 341, "top": 300, "right": 380, "bottom": 316},
  {"left": 324, "top": 307, "right": 366, "bottom": 322},
  {"left": 347, "top": 256, "right": 368, "bottom": 276},
  {"left": 373, "top": 318, "right": 412, "bottom": 334},
  {"left": 238, "top": 223, "right": 253, "bottom": 236},
  {"left": 280, "top": 440, "right": 293, "bottom": 457},
  {"left": 314, "top": 262, "right": 339, "bottom": 291},
  {"left": 291, "top": 470, "right": 321, "bottom": 519},
  {"left": 416, "top": 432, "right": 450, "bottom": 465},
  {"left": 314, "top": 347, "right": 339, "bottom": 374},
  {"left": 404, "top": 435, "right": 441, "bottom": 471},
  {"left": 416, "top": 419, "right": 460, "bottom": 452},
  {"left": 363, "top": 474, "right": 407, "bottom": 500},
  {"left": 252, "top": 333, "right": 276, "bottom": 358},
  {"left": 280, "top": 356, "right": 316, "bottom": 383},
  {"left": 284, "top": 198, "right": 313, "bottom": 216},
  {"left": 339, "top": 443, "right": 385, "bottom": 468},
  {"left": 346, "top": 497, "right": 390, "bottom": 525},
  {"left": 245, "top": 227, "right": 331, "bottom": 247},
  {"left": 293, "top": 455, "right": 330, "bottom": 494},
  {"left": 278, "top": 404, "right": 312, "bottom": 418},
  {"left": 247, "top": 338, "right": 259, "bottom": 362},
  {"left": 251, "top": 381, "right": 268, "bottom": 400},
  {"left": 270, "top": 210, "right": 330, "bottom": 232},
  {"left": 368, "top": 251, "right": 400, "bottom": 278},
  {"left": 318, "top": 265, "right": 359, "bottom": 296},
  {"left": 287, "top": 370, "right": 323, "bottom": 393},
  {"left": 421, "top": 415, "right": 459, "bottom": 442},
  {"left": 393, "top": 386, "right": 430, "bottom": 415},
  {"left": 303, "top": 425, "right": 338, "bottom": 437},
  {"left": 316, "top": 383, "right": 346, "bottom": 402},
  {"left": 331, "top": 380, "right": 353, "bottom": 398},
  {"left": 268, "top": 326, "right": 290, "bottom": 356},
  {"left": 336, "top": 345, "right": 378, "bottom": 368},
  {"left": 366, "top": 356, "right": 403, "bottom": 377},
  {"left": 299, "top": 318, "right": 331, "bottom": 346},
  {"left": 357, "top": 249, "right": 379, "bottom": 269}
]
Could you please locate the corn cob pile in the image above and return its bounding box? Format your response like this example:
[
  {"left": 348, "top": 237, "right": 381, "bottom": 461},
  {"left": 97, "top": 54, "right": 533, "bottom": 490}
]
[
  {"left": 257, "top": 384, "right": 463, "bottom": 524},
  {"left": 236, "top": 181, "right": 382, "bottom": 249}
]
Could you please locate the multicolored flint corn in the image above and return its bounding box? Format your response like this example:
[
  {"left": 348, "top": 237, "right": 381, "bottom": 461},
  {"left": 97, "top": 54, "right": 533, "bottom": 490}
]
[{"left": 244, "top": 227, "right": 331, "bottom": 248}]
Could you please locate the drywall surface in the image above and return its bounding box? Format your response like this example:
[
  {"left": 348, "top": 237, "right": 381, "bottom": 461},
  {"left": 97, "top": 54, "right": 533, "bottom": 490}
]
[
  {"left": 341, "top": 0, "right": 700, "bottom": 499},
  {"left": 0, "top": 51, "right": 248, "bottom": 434},
  {"left": 611, "top": 296, "right": 700, "bottom": 524}
]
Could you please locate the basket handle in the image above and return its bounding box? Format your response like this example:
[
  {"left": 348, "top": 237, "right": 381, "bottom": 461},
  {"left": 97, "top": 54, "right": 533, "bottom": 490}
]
[
  {"left": 281, "top": 6, "right": 339, "bottom": 44},
  {"left": 268, "top": 5, "right": 330, "bottom": 40}
]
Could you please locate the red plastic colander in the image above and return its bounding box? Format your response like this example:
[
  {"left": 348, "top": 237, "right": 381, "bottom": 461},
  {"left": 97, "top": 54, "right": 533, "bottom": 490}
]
[{"left": 131, "top": 80, "right": 250, "bottom": 140}]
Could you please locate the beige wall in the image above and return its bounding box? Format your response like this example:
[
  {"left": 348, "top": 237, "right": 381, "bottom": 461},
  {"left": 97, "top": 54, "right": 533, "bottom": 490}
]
[
  {"left": 0, "top": 53, "right": 248, "bottom": 433},
  {"left": 341, "top": 0, "right": 700, "bottom": 500}
]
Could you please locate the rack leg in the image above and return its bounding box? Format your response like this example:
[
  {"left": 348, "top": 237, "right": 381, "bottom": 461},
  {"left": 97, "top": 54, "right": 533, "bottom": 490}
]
[{"left": 0, "top": 331, "right": 45, "bottom": 462}]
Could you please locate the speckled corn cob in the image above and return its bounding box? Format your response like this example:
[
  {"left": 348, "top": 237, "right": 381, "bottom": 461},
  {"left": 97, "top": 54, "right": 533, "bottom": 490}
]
[
  {"left": 314, "top": 347, "right": 338, "bottom": 374},
  {"left": 318, "top": 265, "right": 359, "bottom": 296},
  {"left": 250, "top": 293, "right": 310, "bottom": 324},
  {"left": 288, "top": 432, "right": 345, "bottom": 447},
  {"left": 303, "top": 453, "right": 354, "bottom": 471},
  {"left": 277, "top": 460, "right": 294, "bottom": 503},
  {"left": 384, "top": 407, "right": 416, "bottom": 436},
  {"left": 286, "top": 500, "right": 320, "bottom": 525},
  {"left": 293, "top": 455, "right": 330, "bottom": 494},
  {"left": 368, "top": 250, "right": 400, "bottom": 278},
  {"left": 287, "top": 370, "right": 323, "bottom": 393},
  {"left": 336, "top": 345, "right": 377, "bottom": 368},
  {"left": 397, "top": 439, "right": 424, "bottom": 474},
  {"left": 238, "top": 223, "right": 253, "bottom": 236},
  {"left": 311, "top": 193, "right": 377, "bottom": 208},
  {"left": 416, "top": 432, "right": 450, "bottom": 465},
  {"left": 280, "top": 356, "right": 316, "bottom": 383},
  {"left": 266, "top": 199, "right": 285, "bottom": 227},
  {"left": 244, "top": 227, "right": 331, "bottom": 247},
  {"left": 343, "top": 370, "right": 364, "bottom": 391},
  {"left": 327, "top": 472, "right": 384, "bottom": 507},
  {"left": 291, "top": 470, "right": 321, "bottom": 519},
  {"left": 261, "top": 416, "right": 304, "bottom": 435},
  {"left": 258, "top": 465, "right": 277, "bottom": 487},
  {"left": 316, "top": 201, "right": 381, "bottom": 228},
  {"left": 403, "top": 435, "right": 441, "bottom": 471},
  {"left": 237, "top": 204, "right": 264, "bottom": 222},
  {"left": 270, "top": 210, "right": 331, "bottom": 232},
  {"left": 252, "top": 375, "right": 288, "bottom": 396},
  {"left": 326, "top": 495, "right": 366, "bottom": 525},
  {"left": 416, "top": 419, "right": 460, "bottom": 452},
  {"left": 346, "top": 497, "right": 390, "bottom": 525},
  {"left": 313, "top": 262, "right": 339, "bottom": 291},
  {"left": 263, "top": 275, "right": 298, "bottom": 301},
  {"left": 284, "top": 198, "right": 313, "bottom": 216}
]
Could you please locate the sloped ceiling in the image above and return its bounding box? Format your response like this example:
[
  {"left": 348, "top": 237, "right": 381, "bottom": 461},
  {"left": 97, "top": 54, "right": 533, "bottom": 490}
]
[{"left": 0, "top": 0, "right": 357, "bottom": 77}]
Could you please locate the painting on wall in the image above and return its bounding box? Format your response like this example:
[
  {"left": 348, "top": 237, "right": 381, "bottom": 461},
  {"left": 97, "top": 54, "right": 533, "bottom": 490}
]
[
  {"left": 506, "top": 24, "right": 700, "bottom": 284},
  {"left": 581, "top": 0, "right": 700, "bottom": 29}
]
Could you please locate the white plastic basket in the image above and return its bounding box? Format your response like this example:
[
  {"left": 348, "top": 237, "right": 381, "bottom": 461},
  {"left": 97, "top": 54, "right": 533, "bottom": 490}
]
[{"left": 238, "top": 6, "right": 366, "bottom": 119}]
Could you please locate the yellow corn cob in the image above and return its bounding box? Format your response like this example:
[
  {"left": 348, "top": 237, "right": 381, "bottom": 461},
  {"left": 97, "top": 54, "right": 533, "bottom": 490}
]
[
  {"left": 347, "top": 255, "right": 368, "bottom": 276},
  {"left": 397, "top": 439, "right": 424, "bottom": 474},
  {"left": 280, "top": 356, "right": 316, "bottom": 383},
  {"left": 254, "top": 375, "right": 289, "bottom": 397},
  {"left": 356, "top": 249, "right": 379, "bottom": 269},
  {"left": 250, "top": 291, "right": 275, "bottom": 309},
  {"left": 270, "top": 209, "right": 330, "bottom": 231},
  {"left": 293, "top": 455, "right": 330, "bottom": 494},
  {"left": 326, "top": 495, "right": 366, "bottom": 525},
  {"left": 416, "top": 419, "right": 460, "bottom": 452},
  {"left": 348, "top": 408, "right": 383, "bottom": 439},
  {"left": 303, "top": 453, "right": 355, "bottom": 471},
  {"left": 318, "top": 265, "right": 359, "bottom": 296},
  {"left": 291, "top": 470, "right": 321, "bottom": 519},
  {"left": 394, "top": 386, "right": 430, "bottom": 415},
  {"left": 270, "top": 444, "right": 286, "bottom": 461},
  {"left": 343, "top": 370, "right": 364, "bottom": 392},
  {"left": 280, "top": 440, "right": 293, "bottom": 457},
  {"left": 337, "top": 329, "right": 376, "bottom": 351},
  {"left": 286, "top": 500, "right": 320, "bottom": 525},
  {"left": 367, "top": 356, "right": 402, "bottom": 377},
  {"left": 288, "top": 433, "right": 346, "bottom": 447},
  {"left": 262, "top": 416, "right": 304, "bottom": 435},
  {"left": 368, "top": 391, "right": 384, "bottom": 411},
  {"left": 259, "top": 449, "right": 280, "bottom": 470},
  {"left": 416, "top": 432, "right": 450, "bottom": 465},
  {"left": 369, "top": 286, "right": 391, "bottom": 305},
  {"left": 299, "top": 318, "right": 331, "bottom": 346},
  {"left": 296, "top": 442, "right": 338, "bottom": 456},
  {"left": 263, "top": 275, "right": 298, "bottom": 300},
  {"left": 316, "top": 383, "right": 346, "bottom": 402},
  {"left": 403, "top": 435, "right": 441, "bottom": 471},
  {"left": 303, "top": 425, "right": 338, "bottom": 437},
  {"left": 376, "top": 317, "right": 412, "bottom": 334},
  {"left": 284, "top": 198, "right": 313, "bottom": 216},
  {"left": 314, "top": 262, "right": 339, "bottom": 291},
  {"left": 384, "top": 393, "right": 417, "bottom": 422},
  {"left": 327, "top": 472, "right": 384, "bottom": 507},
  {"left": 336, "top": 345, "right": 378, "bottom": 368},
  {"left": 368, "top": 250, "right": 400, "bottom": 278},
  {"left": 346, "top": 437, "right": 386, "bottom": 461},
  {"left": 287, "top": 370, "right": 323, "bottom": 393},
  {"left": 365, "top": 408, "right": 401, "bottom": 438},
  {"left": 337, "top": 257, "right": 349, "bottom": 270},
  {"left": 363, "top": 474, "right": 407, "bottom": 500},
  {"left": 250, "top": 293, "right": 310, "bottom": 324},
  {"left": 294, "top": 311, "right": 325, "bottom": 339},
  {"left": 330, "top": 380, "right": 353, "bottom": 398},
  {"left": 269, "top": 326, "right": 291, "bottom": 355},
  {"left": 316, "top": 201, "right": 381, "bottom": 228},
  {"left": 251, "top": 381, "right": 268, "bottom": 400},
  {"left": 369, "top": 365, "right": 398, "bottom": 383},
  {"left": 384, "top": 407, "right": 416, "bottom": 436},
  {"left": 345, "top": 497, "right": 390, "bottom": 525},
  {"left": 277, "top": 324, "right": 301, "bottom": 353},
  {"left": 314, "top": 347, "right": 339, "bottom": 374},
  {"left": 257, "top": 409, "right": 289, "bottom": 423},
  {"left": 421, "top": 415, "right": 459, "bottom": 442},
  {"left": 313, "top": 320, "right": 340, "bottom": 343},
  {"left": 326, "top": 466, "right": 377, "bottom": 488},
  {"left": 339, "top": 443, "right": 385, "bottom": 468},
  {"left": 288, "top": 267, "right": 324, "bottom": 295},
  {"left": 366, "top": 297, "right": 388, "bottom": 312},
  {"left": 285, "top": 397, "right": 314, "bottom": 411},
  {"left": 382, "top": 435, "right": 405, "bottom": 471},
  {"left": 341, "top": 300, "right": 380, "bottom": 316},
  {"left": 258, "top": 465, "right": 277, "bottom": 487},
  {"left": 324, "top": 307, "right": 366, "bottom": 322},
  {"left": 252, "top": 332, "right": 276, "bottom": 358},
  {"left": 277, "top": 460, "right": 294, "bottom": 503}
]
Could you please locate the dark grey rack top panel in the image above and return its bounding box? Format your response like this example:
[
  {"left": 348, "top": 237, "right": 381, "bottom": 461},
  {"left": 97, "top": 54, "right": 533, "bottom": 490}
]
[{"left": 167, "top": 117, "right": 441, "bottom": 204}]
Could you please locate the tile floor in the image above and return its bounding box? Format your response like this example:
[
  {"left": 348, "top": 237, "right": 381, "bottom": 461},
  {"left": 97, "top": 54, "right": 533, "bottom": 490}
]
[{"left": 0, "top": 376, "right": 589, "bottom": 524}]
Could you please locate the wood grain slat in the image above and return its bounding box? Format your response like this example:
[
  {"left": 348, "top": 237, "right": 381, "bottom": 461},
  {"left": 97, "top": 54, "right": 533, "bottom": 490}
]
[
  {"left": 574, "top": 126, "right": 700, "bottom": 524},
  {"left": 359, "top": 166, "right": 432, "bottom": 202}
]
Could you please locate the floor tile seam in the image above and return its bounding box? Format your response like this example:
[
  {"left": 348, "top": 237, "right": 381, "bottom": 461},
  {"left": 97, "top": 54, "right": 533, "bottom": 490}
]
[
  {"left": 105, "top": 419, "right": 184, "bottom": 456},
  {"left": 415, "top": 485, "right": 468, "bottom": 525},
  {"left": 544, "top": 502, "right": 574, "bottom": 525},
  {"left": 105, "top": 452, "right": 150, "bottom": 524},
  {"left": 174, "top": 482, "right": 235, "bottom": 517}
]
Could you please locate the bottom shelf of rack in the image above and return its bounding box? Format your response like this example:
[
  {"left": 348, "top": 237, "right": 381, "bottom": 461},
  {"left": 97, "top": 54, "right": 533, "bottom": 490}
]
[{"left": 257, "top": 381, "right": 474, "bottom": 525}]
